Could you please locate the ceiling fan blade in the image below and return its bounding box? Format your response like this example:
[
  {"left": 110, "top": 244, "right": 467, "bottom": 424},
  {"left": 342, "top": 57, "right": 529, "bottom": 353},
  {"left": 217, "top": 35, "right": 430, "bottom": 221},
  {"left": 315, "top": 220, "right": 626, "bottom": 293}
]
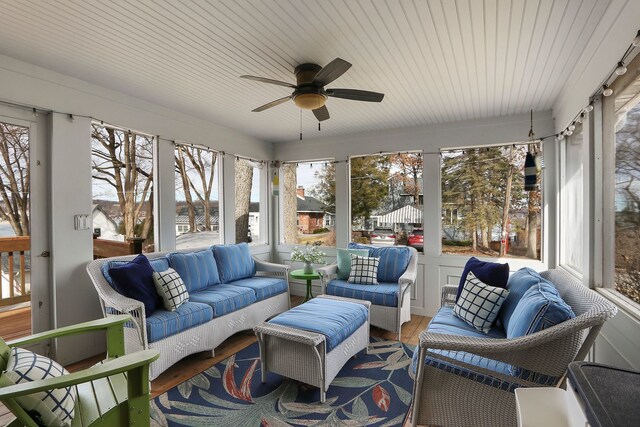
[
  {"left": 240, "top": 75, "right": 296, "bottom": 88},
  {"left": 326, "top": 88, "right": 384, "bottom": 102},
  {"left": 313, "top": 105, "right": 330, "bottom": 122},
  {"left": 312, "top": 58, "right": 352, "bottom": 86},
  {"left": 252, "top": 96, "right": 292, "bottom": 112}
]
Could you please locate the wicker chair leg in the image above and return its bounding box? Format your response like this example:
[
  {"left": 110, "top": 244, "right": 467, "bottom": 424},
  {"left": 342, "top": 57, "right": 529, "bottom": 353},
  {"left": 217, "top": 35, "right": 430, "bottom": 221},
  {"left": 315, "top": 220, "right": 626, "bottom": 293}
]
[
  {"left": 411, "top": 347, "right": 427, "bottom": 427},
  {"left": 320, "top": 389, "right": 326, "bottom": 403}
]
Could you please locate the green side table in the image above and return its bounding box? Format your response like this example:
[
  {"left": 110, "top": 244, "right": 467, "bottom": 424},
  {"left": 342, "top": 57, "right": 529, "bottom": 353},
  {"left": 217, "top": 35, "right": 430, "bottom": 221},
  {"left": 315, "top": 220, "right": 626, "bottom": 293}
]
[{"left": 290, "top": 269, "right": 321, "bottom": 302}]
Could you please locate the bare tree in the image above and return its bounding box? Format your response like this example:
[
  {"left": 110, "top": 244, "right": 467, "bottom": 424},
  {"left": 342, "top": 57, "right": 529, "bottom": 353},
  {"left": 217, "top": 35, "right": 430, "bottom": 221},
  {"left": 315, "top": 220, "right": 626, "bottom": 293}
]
[
  {"left": 235, "top": 159, "right": 254, "bottom": 243},
  {"left": 175, "top": 145, "right": 217, "bottom": 232},
  {"left": 91, "top": 124, "right": 154, "bottom": 241},
  {"left": 0, "top": 123, "right": 29, "bottom": 236}
]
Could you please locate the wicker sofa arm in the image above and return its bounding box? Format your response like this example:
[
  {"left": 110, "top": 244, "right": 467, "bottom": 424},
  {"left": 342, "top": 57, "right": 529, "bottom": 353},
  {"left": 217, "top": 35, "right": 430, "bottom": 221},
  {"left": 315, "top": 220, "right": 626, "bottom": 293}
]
[
  {"left": 253, "top": 257, "right": 290, "bottom": 275},
  {"left": 317, "top": 263, "right": 338, "bottom": 293},
  {"left": 398, "top": 247, "right": 418, "bottom": 286},
  {"left": 441, "top": 284, "right": 458, "bottom": 307}
]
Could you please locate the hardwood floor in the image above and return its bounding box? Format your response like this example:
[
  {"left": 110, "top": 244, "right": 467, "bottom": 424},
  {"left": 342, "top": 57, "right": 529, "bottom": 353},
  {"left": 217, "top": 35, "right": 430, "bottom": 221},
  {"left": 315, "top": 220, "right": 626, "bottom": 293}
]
[
  {"left": 0, "top": 295, "right": 430, "bottom": 425},
  {"left": 0, "top": 306, "right": 31, "bottom": 341}
]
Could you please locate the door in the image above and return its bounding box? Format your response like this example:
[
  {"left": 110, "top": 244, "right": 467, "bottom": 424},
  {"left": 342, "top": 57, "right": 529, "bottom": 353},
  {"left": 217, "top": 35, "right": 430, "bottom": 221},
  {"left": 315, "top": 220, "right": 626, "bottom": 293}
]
[{"left": 0, "top": 105, "right": 51, "bottom": 353}]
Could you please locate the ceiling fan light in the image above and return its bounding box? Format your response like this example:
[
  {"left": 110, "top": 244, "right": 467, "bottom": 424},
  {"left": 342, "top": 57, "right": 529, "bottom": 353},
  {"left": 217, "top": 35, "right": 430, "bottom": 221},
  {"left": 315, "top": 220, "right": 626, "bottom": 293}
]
[{"left": 293, "top": 93, "right": 326, "bottom": 110}]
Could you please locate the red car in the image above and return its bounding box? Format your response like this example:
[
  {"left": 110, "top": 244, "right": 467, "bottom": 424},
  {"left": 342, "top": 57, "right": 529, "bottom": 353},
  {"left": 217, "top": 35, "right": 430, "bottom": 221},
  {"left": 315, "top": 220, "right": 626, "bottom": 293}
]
[{"left": 408, "top": 228, "right": 424, "bottom": 251}]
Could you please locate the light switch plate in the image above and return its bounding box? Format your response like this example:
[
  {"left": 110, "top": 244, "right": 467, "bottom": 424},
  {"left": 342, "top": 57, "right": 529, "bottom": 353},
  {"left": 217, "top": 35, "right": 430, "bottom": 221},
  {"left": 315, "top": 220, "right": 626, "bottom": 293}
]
[{"left": 74, "top": 214, "right": 90, "bottom": 230}]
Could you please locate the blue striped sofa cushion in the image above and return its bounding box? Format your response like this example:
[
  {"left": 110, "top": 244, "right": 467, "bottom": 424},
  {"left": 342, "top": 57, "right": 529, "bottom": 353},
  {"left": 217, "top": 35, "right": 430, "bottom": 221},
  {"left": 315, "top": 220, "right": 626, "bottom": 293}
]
[
  {"left": 212, "top": 243, "right": 256, "bottom": 283},
  {"left": 189, "top": 284, "right": 257, "bottom": 318},
  {"left": 268, "top": 298, "right": 368, "bottom": 352},
  {"left": 228, "top": 277, "right": 288, "bottom": 301},
  {"left": 348, "top": 243, "right": 411, "bottom": 283},
  {"left": 326, "top": 279, "right": 399, "bottom": 307},
  {"left": 168, "top": 249, "right": 220, "bottom": 293},
  {"left": 101, "top": 257, "right": 170, "bottom": 290},
  {"left": 145, "top": 301, "right": 213, "bottom": 343}
]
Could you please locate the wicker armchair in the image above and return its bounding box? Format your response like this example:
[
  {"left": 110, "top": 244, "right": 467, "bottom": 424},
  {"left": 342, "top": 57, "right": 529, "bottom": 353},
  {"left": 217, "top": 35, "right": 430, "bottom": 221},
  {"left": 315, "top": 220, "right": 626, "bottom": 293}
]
[
  {"left": 317, "top": 246, "right": 418, "bottom": 339},
  {"left": 411, "top": 269, "right": 618, "bottom": 427}
]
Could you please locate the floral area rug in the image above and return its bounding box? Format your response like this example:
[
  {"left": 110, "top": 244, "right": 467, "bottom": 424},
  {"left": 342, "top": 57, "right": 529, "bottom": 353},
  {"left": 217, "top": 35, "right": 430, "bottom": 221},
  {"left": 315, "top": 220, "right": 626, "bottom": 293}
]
[{"left": 151, "top": 337, "right": 415, "bottom": 426}]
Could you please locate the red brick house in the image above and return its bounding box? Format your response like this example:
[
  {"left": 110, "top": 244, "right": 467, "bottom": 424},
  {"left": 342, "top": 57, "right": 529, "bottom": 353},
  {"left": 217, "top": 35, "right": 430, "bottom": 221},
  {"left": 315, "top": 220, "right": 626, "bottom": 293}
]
[{"left": 296, "top": 186, "right": 330, "bottom": 233}]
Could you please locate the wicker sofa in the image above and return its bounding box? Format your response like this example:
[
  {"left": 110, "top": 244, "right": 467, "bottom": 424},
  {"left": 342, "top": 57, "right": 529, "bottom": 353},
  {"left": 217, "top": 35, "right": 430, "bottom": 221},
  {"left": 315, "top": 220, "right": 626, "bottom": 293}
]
[
  {"left": 410, "top": 268, "right": 617, "bottom": 427},
  {"left": 86, "top": 244, "right": 290, "bottom": 380},
  {"left": 317, "top": 244, "right": 418, "bottom": 338}
]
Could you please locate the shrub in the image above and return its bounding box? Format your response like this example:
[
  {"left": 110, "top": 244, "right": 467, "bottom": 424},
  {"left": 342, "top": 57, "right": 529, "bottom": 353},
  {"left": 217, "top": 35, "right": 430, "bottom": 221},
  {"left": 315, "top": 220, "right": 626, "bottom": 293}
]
[
  {"left": 312, "top": 227, "right": 330, "bottom": 234},
  {"left": 442, "top": 239, "right": 472, "bottom": 247}
]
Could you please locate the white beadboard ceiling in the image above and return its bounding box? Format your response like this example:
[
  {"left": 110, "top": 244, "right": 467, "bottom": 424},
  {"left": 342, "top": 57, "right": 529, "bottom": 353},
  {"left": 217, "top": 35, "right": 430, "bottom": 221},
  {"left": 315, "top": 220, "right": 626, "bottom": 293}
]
[{"left": 0, "top": 0, "right": 617, "bottom": 142}]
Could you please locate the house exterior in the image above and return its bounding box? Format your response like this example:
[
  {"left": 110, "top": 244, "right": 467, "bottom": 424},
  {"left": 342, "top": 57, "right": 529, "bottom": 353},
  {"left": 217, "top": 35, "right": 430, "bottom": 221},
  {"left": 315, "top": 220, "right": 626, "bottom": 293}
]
[
  {"left": 296, "top": 187, "right": 331, "bottom": 234},
  {"left": 92, "top": 204, "right": 123, "bottom": 241}
]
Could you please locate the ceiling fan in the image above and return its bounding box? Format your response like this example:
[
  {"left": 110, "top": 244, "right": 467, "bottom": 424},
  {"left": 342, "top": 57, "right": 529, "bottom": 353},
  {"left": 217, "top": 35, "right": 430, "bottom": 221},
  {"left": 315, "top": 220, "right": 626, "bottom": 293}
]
[{"left": 240, "top": 58, "right": 384, "bottom": 122}]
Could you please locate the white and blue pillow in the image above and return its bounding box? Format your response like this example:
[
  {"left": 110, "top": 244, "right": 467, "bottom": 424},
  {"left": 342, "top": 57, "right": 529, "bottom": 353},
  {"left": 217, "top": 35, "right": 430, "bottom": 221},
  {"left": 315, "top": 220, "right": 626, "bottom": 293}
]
[
  {"left": 3, "top": 347, "right": 76, "bottom": 427},
  {"left": 348, "top": 254, "right": 379, "bottom": 285},
  {"left": 453, "top": 272, "right": 510, "bottom": 333},
  {"left": 347, "top": 243, "right": 411, "bottom": 282},
  {"left": 153, "top": 268, "right": 189, "bottom": 311}
]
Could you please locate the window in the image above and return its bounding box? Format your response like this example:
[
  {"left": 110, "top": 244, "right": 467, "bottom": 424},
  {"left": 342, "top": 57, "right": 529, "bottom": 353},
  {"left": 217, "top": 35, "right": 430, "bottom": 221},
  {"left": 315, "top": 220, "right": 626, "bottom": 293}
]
[
  {"left": 174, "top": 144, "right": 221, "bottom": 249},
  {"left": 281, "top": 161, "right": 335, "bottom": 246},
  {"left": 559, "top": 124, "right": 584, "bottom": 273},
  {"left": 350, "top": 153, "right": 423, "bottom": 247},
  {"left": 441, "top": 144, "right": 542, "bottom": 260},
  {"left": 608, "top": 62, "right": 640, "bottom": 305},
  {"left": 235, "top": 159, "right": 264, "bottom": 245},
  {"left": 91, "top": 123, "right": 155, "bottom": 254}
]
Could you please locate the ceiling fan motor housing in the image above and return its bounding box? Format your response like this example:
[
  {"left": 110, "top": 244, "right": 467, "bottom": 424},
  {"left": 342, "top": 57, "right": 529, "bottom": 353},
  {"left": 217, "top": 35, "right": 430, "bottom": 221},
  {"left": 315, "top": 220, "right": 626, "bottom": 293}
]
[{"left": 293, "top": 63, "right": 327, "bottom": 110}]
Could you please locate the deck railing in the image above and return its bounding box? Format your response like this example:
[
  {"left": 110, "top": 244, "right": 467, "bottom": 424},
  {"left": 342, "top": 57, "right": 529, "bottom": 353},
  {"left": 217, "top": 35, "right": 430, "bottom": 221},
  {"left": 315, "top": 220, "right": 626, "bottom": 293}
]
[
  {"left": 0, "top": 236, "right": 30, "bottom": 308},
  {"left": 93, "top": 237, "right": 145, "bottom": 259}
]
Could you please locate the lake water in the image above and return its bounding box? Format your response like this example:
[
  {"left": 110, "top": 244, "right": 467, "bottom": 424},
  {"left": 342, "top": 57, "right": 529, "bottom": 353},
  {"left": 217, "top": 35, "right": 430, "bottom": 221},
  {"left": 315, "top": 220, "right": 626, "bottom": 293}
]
[{"left": 0, "top": 221, "right": 16, "bottom": 237}]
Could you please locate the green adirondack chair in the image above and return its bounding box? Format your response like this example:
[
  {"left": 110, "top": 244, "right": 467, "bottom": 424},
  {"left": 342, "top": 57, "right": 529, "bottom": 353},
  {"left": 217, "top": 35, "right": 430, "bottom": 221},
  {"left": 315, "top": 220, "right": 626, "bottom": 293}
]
[{"left": 0, "top": 315, "right": 159, "bottom": 426}]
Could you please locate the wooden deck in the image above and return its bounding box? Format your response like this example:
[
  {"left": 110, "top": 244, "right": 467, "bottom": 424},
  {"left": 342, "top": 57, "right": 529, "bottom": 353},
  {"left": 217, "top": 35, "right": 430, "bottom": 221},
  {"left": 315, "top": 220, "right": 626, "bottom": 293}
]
[
  {"left": 0, "top": 295, "right": 430, "bottom": 425},
  {"left": 0, "top": 305, "right": 31, "bottom": 341}
]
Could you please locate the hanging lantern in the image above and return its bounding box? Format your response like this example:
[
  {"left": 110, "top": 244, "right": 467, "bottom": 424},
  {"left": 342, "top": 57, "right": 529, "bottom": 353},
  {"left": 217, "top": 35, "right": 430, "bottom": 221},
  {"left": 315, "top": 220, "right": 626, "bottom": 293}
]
[{"left": 524, "top": 152, "right": 538, "bottom": 191}]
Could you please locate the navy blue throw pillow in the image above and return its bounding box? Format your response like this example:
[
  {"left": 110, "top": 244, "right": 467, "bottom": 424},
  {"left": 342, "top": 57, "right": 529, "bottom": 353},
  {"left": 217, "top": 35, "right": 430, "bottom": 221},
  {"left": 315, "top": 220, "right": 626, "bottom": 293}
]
[
  {"left": 108, "top": 254, "right": 160, "bottom": 315},
  {"left": 456, "top": 257, "right": 510, "bottom": 301}
]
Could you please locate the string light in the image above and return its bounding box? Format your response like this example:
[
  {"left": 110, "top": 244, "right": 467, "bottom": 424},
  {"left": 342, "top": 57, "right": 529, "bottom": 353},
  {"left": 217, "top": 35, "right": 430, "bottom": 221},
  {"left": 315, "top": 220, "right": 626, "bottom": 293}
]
[
  {"left": 568, "top": 123, "right": 576, "bottom": 131},
  {"left": 602, "top": 84, "right": 613, "bottom": 96},
  {"left": 615, "top": 61, "right": 627, "bottom": 75},
  {"left": 585, "top": 104, "right": 594, "bottom": 113},
  {"left": 633, "top": 30, "right": 640, "bottom": 47}
]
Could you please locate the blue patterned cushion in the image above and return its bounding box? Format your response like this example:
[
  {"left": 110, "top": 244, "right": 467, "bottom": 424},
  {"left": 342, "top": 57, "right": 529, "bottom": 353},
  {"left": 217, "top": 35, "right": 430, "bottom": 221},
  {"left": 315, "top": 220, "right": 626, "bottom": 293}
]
[
  {"left": 453, "top": 272, "right": 509, "bottom": 333},
  {"left": 145, "top": 301, "right": 213, "bottom": 343},
  {"left": 212, "top": 243, "right": 256, "bottom": 283},
  {"left": 4, "top": 347, "right": 77, "bottom": 426},
  {"left": 268, "top": 298, "right": 368, "bottom": 352},
  {"left": 168, "top": 250, "right": 220, "bottom": 293},
  {"left": 507, "top": 281, "right": 575, "bottom": 339},
  {"left": 326, "top": 279, "right": 400, "bottom": 307},
  {"left": 189, "top": 284, "right": 257, "bottom": 317},
  {"left": 348, "top": 243, "right": 411, "bottom": 282},
  {"left": 107, "top": 254, "right": 161, "bottom": 315},
  {"left": 336, "top": 248, "right": 369, "bottom": 280},
  {"left": 227, "top": 277, "right": 288, "bottom": 301},
  {"left": 456, "top": 257, "right": 509, "bottom": 301},
  {"left": 499, "top": 267, "right": 546, "bottom": 332},
  {"left": 102, "top": 257, "right": 170, "bottom": 289}
]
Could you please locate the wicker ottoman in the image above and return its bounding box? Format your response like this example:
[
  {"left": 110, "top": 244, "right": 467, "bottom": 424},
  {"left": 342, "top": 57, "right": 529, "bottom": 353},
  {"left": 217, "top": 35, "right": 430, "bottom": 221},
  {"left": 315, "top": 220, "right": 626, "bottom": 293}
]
[{"left": 253, "top": 295, "right": 371, "bottom": 402}]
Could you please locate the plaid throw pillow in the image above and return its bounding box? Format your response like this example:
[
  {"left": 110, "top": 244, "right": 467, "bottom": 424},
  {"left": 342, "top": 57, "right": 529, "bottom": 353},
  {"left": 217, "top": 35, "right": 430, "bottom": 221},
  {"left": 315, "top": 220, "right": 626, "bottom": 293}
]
[
  {"left": 3, "top": 347, "right": 76, "bottom": 427},
  {"left": 453, "top": 272, "right": 509, "bottom": 333},
  {"left": 153, "top": 268, "right": 189, "bottom": 311},
  {"left": 348, "top": 254, "right": 379, "bottom": 285}
]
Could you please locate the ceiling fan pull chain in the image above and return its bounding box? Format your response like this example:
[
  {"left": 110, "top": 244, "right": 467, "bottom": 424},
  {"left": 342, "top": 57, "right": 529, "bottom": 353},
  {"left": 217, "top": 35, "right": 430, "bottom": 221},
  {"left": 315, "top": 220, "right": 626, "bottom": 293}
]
[
  {"left": 318, "top": 122, "right": 321, "bottom": 131},
  {"left": 300, "top": 109, "right": 303, "bottom": 141}
]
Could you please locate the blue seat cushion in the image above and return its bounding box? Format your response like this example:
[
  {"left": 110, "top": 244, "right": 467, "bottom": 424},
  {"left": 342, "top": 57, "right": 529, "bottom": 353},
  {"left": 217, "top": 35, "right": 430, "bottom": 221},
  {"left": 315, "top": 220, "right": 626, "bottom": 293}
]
[
  {"left": 145, "top": 301, "right": 213, "bottom": 343},
  {"left": 326, "top": 279, "right": 400, "bottom": 307},
  {"left": 189, "top": 284, "right": 257, "bottom": 318},
  {"left": 227, "top": 276, "right": 288, "bottom": 301},
  {"left": 429, "top": 307, "right": 506, "bottom": 339},
  {"left": 457, "top": 257, "right": 509, "bottom": 301},
  {"left": 107, "top": 254, "right": 162, "bottom": 315},
  {"left": 268, "top": 298, "right": 368, "bottom": 352},
  {"left": 348, "top": 243, "right": 411, "bottom": 283},
  {"left": 168, "top": 249, "right": 220, "bottom": 293},
  {"left": 212, "top": 243, "right": 256, "bottom": 283},
  {"left": 499, "top": 267, "right": 547, "bottom": 332}
]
